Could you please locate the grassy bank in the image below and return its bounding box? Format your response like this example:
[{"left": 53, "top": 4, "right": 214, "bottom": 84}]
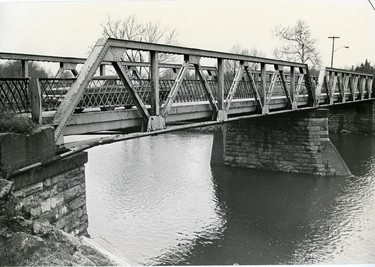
[{"left": 0, "top": 110, "right": 37, "bottom": 134}]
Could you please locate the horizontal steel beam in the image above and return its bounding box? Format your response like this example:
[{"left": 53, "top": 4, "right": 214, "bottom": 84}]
[
  {"left": 43, "top": 90, "right": 360, "bottom": 136},
  {"left": 326, "top": 67, "right": 374, "bottom": 77},
  {"left": 0, "top": 52, "right": 85, "bottom": 64},
  {"left": 107, "top": 38, "right": 308, "bottom": 67},
  {"left": 43, "top": 95, "right": 315, "bottom": 135},
  {"left": 1, "top": 49, "right": 371, "bottom": 79},
  {"left": 0, "top": 52, "right": 216, "bottom": 72}
]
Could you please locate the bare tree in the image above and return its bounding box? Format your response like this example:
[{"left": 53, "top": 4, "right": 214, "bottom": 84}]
[
  {"left": 273, "top": 20, "right": 321, "bottom": 67},
  {"left": 102, "top": 15, "right": 179, "bottom": 66},
  {"left": 224, "top": 45, "right": 265, "bottom": 80}
]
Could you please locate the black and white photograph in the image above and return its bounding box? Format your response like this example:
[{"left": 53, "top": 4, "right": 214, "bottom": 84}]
[{"left": 0, "top": 0, "right": 374, "bottom": 266}]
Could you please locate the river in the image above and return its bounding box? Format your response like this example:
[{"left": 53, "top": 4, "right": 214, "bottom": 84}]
[{"left": 80, "top": 131, "right": 375, "bottom": 265}]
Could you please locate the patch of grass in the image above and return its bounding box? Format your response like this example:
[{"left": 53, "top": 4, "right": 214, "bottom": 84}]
[
  {"left": 0, "top": 194, "right": 18, "bottom": 228},
  {"left": 0, "top": 110, "right": 38, "bottom": 135}
]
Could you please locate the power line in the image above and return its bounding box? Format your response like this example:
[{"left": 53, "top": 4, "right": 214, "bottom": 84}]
[{"left": 369, "top": 0, "right": 375, "bottom": 11}]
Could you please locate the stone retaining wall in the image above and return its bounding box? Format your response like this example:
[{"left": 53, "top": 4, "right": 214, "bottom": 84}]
[
  {"left": 1, "top": 126, "right": 89, "bottom": 237},
  {"left": 11, "top": 152, "right": 88, "bottom": 236}
]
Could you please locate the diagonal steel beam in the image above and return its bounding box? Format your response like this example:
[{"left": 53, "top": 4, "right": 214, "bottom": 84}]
[
  {"left": 161, "top": 56, "right": 189, "bottom": 118},
  {"left": 53, "top": 38, "right": 109, "bottom": 142},
  {"left": 244, "top": 65, "right": 262, "bottom": 112},
  {"left": 331, "top": 73, "right": 338, "bottom": 104},
  {"left": 276, "top": 65, "right": 292, "bottom": 109},
  {"left": 337, "top": 73, "right": 347, "bottom": 103},
  {"left": 193, "top": 62, "right": 219, "bottom": 118},
  {"left": 368, "top": 77, "right": 373, "bottom": 98},
  {"left": 225, "top": 61, "right": 244, "bottom": 112},
  {"left": 300, "top": 67, "right": 315, "bottom": 107},
  {"left": 351, "top": 75, "right": 358, "bottom": 101},
  {"left": 294, "top": 73, "right": 305, "bottom": 105},
  {"left": 347, "top": 74, "right": 353, "bottom": 101},
  {"left": 342, "top": 73, "right": 349, "bottom": 103},
  {"left": 323, "top": 75, "right": 330, "bottom": 104},
  {"left": 263, "top": 70, "right": 279, "bottom": 114},
  {"left": 112, "top": 61, "right": 150, "bottom": 125},
  {"left": 359, "top": 76, "right": 365, "bottom": 100},
  {"left": 327, "top": 71, "right": 335, "bottom": 105}
]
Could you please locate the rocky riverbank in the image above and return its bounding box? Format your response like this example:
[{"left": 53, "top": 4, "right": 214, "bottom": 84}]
[{"left": 0, "top": 178, "right": 128, "bottom": 266}]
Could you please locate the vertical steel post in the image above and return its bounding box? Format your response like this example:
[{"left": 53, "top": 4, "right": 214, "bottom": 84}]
[
  {"left": 217, "top": 58, "right": 225, "bottom": 111},
  {"left": 260, "top": 62, "right": 267, "bottom": 113},
  {"left": 290, "top": 66, "right": 296, "bottom": 109},
  {"left": 29, "top": 78, "right": 42, "bottom": 125},
  {"left": 21, "top": 60, "right": 29, "bottom": 77},
  {"left": 150, "top": 51, "right": 160, "bottom": 116},
  {"left": 100, "top": 65, "right": 106, "bottom": 76}
]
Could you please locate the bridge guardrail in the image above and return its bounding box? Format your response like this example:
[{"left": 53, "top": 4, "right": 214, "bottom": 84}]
[
  {"left": 0, "top": 78, "right": 30, "bottom": 113},
  {"left": 315, "top": 67, "right": 374, "bottom": 106},
  {"left": 35, "top": 72, "right": 312, "bottom": 112},
  {"left": 0, "top": 73, "right": 314, "bottom": 115}
]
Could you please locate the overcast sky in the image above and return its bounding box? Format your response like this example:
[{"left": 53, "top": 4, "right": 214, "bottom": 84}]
[{"left": 0, "top": 0, "right": 374, "bottom": 70}]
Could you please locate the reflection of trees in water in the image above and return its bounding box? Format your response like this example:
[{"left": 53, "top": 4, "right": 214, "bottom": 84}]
[
  {"left": 87, "top": 133, "right": 375, "bottom": 265},
  {"left": 330, "top": 133, "right": 375, "bottom": 175},
  {"left": 177, "top": 158, "right": 371, "bottom": 265}
]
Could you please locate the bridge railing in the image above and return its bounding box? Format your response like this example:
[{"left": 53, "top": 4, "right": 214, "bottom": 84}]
[
  {"left": 35, "top": 72, "right": 313, "bottom": 112},
  {"left": 315, "top": 67, "right": 374, "bottom": 106},
  {"left": 0, "top": 63, "right": 368, "bottom": 116},
  {"left": 0, "top": 72, "right": 317, "bottom": 112},
  {"left": 0, "top": 78, "right": 30, "bottom": 113}
]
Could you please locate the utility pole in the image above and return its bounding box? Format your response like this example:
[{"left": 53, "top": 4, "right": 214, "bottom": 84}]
[{"left": 328, "top": 36, "right": 340, "bottom": 68}]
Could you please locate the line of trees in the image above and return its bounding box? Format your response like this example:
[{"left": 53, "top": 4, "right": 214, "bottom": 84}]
[
  {"left": 0, "top": 61, "right": 50, "bottom": 78},
  {"left": 354, "top": 59, "right": 375, "bottom": 75}
]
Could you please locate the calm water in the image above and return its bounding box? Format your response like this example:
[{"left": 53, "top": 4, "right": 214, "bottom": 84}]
[{"left": 83, "top": 131, "right": 375, "bottom": 265}]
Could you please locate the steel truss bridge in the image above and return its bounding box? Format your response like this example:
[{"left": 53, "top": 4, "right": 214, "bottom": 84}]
[{"left": 1, "top": 38, "right": 374, "bottom": 148}]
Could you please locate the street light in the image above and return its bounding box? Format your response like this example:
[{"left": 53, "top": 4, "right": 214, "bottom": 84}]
[{"left": 328, "top": 36, "right": 349, "bottom": 68}]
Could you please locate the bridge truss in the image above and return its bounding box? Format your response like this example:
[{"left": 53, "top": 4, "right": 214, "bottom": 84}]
[
  {"left": 51, "top": 38, "right": 312, "bottom": 142},
  {"left": 0, "top": 38, "right": 374, "bottom": 145}
]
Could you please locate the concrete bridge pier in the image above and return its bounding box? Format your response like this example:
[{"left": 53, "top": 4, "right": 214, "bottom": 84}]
[{"left": 211, "top": 109, "right": 351, "bottom": 176}]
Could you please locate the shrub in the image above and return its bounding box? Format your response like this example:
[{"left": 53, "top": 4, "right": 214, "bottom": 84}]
[{"left": 0, "top": 110, "right": 38, "bottom": 135}]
